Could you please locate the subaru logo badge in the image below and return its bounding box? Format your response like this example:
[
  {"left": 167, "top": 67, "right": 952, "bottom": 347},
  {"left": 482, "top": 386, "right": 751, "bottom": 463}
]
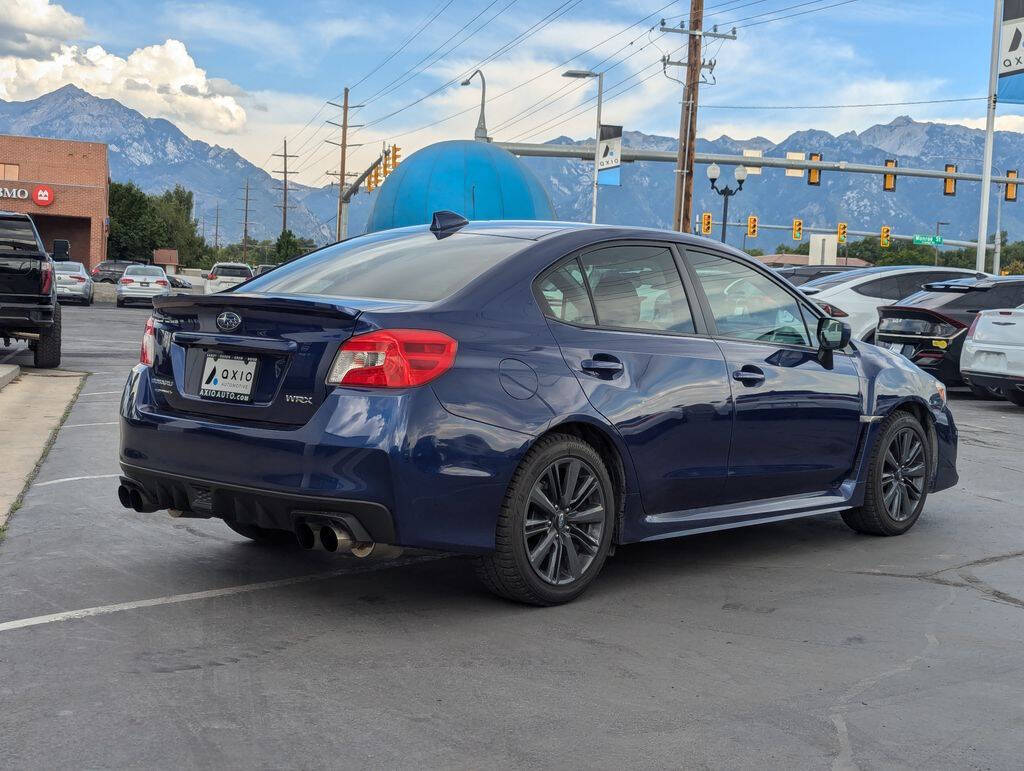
[{"left": 216, "top": 311, "right": 241, "bottom": 333}]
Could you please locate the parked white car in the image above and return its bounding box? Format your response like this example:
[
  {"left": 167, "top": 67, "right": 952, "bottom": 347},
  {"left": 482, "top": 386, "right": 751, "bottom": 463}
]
[
  {"left": 116, "top": 264, "right": 171, "bottom": 307},
  {"left": 204, "top": 262, "right": 253, "bottom": 294},
  {"left": 800, "top": 265, "right": 986, "bottom": 341},
  {"left": 961, "top": 306, "right": 1024, "bottom": 407}
]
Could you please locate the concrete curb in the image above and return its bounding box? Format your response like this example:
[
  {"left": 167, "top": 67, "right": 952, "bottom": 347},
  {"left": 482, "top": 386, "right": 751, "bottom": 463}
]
[{"left": 0, "top": 364, "right": 21, "bottom": 392}]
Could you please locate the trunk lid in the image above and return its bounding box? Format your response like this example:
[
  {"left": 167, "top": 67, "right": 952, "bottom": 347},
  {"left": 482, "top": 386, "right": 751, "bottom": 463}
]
[
  {"left": 149, "top": 293, "right": 381, "bottom": 426},
  {"left": 970, "top": 308, "right": 1024, "bottom": 348}
]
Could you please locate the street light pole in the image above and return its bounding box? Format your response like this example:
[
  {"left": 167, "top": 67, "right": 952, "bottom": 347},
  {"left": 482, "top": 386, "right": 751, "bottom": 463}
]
[
  {"left": 707, "top": 162, "right": 746, "bottom": 243},
  {"left": 563, "top": 69, "right": 603, "bottom": 224},
  {"left": 461, "top": 70, "right": 489, "bottom": 141}
]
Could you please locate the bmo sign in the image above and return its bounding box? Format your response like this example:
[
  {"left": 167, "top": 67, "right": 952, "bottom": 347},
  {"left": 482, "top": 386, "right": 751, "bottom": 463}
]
[{"left": 0, "top": 184, "right": 55, "bottom": 206}]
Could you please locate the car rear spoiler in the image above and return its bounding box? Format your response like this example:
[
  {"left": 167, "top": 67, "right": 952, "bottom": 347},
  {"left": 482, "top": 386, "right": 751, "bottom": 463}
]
[{"left": 153, "top": 292, "right": 362, "bottom": 320}]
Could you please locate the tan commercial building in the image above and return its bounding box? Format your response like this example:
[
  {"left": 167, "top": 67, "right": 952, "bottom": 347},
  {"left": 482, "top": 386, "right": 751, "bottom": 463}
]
[{"left": 0, "top": 134, "right": 109, "bottom": 269}]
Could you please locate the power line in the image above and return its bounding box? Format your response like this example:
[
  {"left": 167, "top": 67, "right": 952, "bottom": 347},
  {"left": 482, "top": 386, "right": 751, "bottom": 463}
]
[
  {"left": 701, "top": 96, "right": 986, "bottom": 110},
  {"left": 733, "top": 0, "right": 860, "bottom": 28},
  {"left": 350, "top": 0, "right": 457, "bottom": 90}
]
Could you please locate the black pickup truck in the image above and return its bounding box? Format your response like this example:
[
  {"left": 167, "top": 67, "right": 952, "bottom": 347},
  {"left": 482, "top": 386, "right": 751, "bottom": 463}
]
[{"left": 0, "top": 211, "right": 62, "bottom": 368}]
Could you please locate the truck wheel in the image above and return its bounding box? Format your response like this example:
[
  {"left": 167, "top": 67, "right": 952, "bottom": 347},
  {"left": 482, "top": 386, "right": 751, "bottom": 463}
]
[
  {"left": 842, "top": 411, "right": 929, "bottom": 536},
  {"left": 474, "top": 434, "right": 615, "bottom": 606},
  {"left": 33, "top": 304, "right": 62, "bottom": 369},
  {"left": 116, "top": 298, "right": 124, "bottom": 308}
]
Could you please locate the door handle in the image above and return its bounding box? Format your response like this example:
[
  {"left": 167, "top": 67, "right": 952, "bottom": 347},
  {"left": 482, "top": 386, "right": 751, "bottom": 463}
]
[
  {"left": 732, "top": 366, "right": 765, "bottom": 386},
  {"left": 581, "top": 357, "right": 624, "bottom": 377}
]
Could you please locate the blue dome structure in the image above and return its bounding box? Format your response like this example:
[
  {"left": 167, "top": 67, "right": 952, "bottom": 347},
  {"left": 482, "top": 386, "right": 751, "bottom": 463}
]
[{"left": 366, "top": 140, "right": 554, "bottom": 233}]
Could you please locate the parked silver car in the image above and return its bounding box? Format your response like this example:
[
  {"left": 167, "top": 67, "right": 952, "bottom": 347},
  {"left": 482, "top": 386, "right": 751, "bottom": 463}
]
[
  {"left": 54, "top": 261, "right": 94, "bottom": 305},
  {"left": 116, "top": 264, "right": 171, "bottom": 307}
]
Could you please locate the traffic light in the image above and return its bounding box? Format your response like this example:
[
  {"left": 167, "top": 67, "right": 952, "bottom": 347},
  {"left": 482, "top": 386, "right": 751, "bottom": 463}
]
[
  {"left": 837, "top": 222, "right": 847, "bottom": 244},
  {"left": 943, "top": 164, "right": 957, "bottom": 196},
  {"left": 1007, "top": 169, "right": 1018, "bottom": 202},
  {"left": 367, "top": 165, "right": 380, "bottom": 192},
  {"left": 792, "top": 218, "right": 803, "bottom": 241},
  {"left": 807, "top": 152, "right": 822, "bottom": 186},
  {"left": 381, "top": 149, "right": 391, "bottom": 176},
  {"left": 391, "top": 144, "right": 401, "bottom": 167},
  {"left": 701, "top": 212, "right": 713, "bottom": 235},
  {"left": 883, "top": 159, "right": 897, "bottom": 192},
  {"left": 880, "top": 226, "right": 891, "bottom": 248},
  {"left": 746, "top": 215, "right": 758, "bottom": 238}
]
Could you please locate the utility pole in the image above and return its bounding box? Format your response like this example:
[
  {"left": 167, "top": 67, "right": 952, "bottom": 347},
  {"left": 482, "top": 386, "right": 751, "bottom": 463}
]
[
  {"left": 326, "top": 89, "right": 364, "bottom": 243},
  {"left": 977, "top": 0, "right": 1004, "bottom": 271},
  {"left": 201, "top": 214, "right": 206, "bottom": 242},
  {"left": 661, "top": 8, "right": 735, "bottom": 233},
  {"left": 272, "top": 138, "right": 298, "bottom": 236},
  {"left": 213, "top": 203, "right": 220, "bottom": 251},
  {"left": 994, "top": 184, "right": 1004, "bottom": 274},
  {"left": 240, "top": 178, "right": 251, "bottom": 263}
]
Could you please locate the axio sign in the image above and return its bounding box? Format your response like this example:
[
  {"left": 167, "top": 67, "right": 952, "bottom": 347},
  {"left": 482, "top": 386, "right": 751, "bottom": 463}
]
[
  {"left": 1000, "top": 0, "right": 1024, "bottom": 103},
  {"left": 0, "top": 184, "right": 55, "bottom": 207}
]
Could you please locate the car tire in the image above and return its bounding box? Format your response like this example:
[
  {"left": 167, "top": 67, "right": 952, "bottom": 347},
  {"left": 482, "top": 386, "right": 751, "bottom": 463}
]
[
  {"left": 223, "top": 518, "right": 296, "bottom": 545},
  {"left": 474, "top": 433, "right": 616, "bottom": 606},
  {"left": 969, "top": 384, "right": 1000, "bottom": 400},
  {"left": 1005, "top": 387, "right": 1024, "bottom": 408},
  {"left": 116, "top": 298, "right": 124, "bottom": 308},
  {"left": 842, "top": 411, "right": 930, "bottom": 537},
  {"left": 33, "top": 303, "right": 61, "bottom": 369}
]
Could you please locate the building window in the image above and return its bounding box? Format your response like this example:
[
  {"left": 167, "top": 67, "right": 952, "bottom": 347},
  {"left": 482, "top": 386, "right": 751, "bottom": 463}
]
[{"left": 0, "top": 164, "right": 19, "bottom": 181}]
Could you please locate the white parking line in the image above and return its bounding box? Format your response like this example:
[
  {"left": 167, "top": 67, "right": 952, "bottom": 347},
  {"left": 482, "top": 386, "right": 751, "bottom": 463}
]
[
  {"left": 62, "top": 422, "right": 118, "bottom": 428},
  {"left": 79, "top": 391, "right": 122, "bottom": 396},
  {"left": 0, "top": 556, "right": 441, "bottom": 634},
  {"left": 34, "top": 474, "right": 120, "bottom": 487}
]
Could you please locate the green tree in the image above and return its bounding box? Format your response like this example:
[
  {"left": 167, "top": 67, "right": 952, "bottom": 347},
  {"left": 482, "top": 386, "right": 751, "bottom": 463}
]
[
  {"left": 108, "top": 182, "right": 163, "bottom": 261},
  {"left": 152, "top": 186, "right": 205, "bottom": 266},
  {"left": 274, "top": 230, "right": 315, "bottom": 262}
]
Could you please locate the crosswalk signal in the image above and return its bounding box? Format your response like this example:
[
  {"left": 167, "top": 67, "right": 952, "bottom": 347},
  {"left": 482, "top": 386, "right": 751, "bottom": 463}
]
[
  {"left": 837, "top": 222, "right": 847, "bottom": 244},
  {"left": 746, "top": 215, "right": 758, "bottom": 238},
  {"left": 943, "top": 164, "right": 957, "bottom": 196},
  {"left": 792, "top": 218, "right": 803, "bottom": 241},
  {"left": 701, "top": 212, "right": 713, "bottom": 235},
  {"left": 808, "top": 152, "right": 822, "bottom": 186},
  {"left": 880, "top": 225, "right": 891, "bottom": 248},
  {"left": 883, "top": 159, "right": 897, "bottom": 192},
  {"left": 1006, "top": 170, "right": 1018, "bottom": 202}
]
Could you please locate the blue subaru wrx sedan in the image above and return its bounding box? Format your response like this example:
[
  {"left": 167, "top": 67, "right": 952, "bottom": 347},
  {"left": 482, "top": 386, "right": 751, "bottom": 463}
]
[{"left": 119, "top": 214, "right": 958, "bottom": 605}]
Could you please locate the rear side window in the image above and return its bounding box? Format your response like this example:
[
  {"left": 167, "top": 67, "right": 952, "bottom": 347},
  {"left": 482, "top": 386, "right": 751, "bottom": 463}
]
[
  {"left": 536, "top": 260, "right": 595, "bottom": 325},
  {"left": 0, "top": 217, "right": 39, "bottom": 253},
  {"left": 245, "top": 231, "right": 528, "bottom": 302},
  {"left": 580, "top": 245, "right": 695, "bottom": 333}
]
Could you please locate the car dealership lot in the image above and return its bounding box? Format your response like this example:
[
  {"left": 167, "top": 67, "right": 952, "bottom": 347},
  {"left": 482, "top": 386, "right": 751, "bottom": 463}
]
[{"left": 1, "top": 303, "right": 1024, "bottom": 768}]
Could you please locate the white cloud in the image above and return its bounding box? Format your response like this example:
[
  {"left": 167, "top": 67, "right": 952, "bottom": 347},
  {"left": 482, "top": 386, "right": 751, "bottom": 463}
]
[
  {"left": 0, "top": 0, "right": 86, "bottom": 58},
  {"left": 0, "top": 39, "right": 247, "bottom": 133}
]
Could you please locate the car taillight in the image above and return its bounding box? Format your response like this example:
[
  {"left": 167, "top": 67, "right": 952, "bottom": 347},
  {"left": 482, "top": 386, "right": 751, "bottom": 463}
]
[
  {"left": 91, "top": 268, "right": 99, "bottom": 276},
  {"left": 155, "top": 279, "right": 169, "bottom": 287},
  {"left": 326, "top": 329, "right": 457, "bottom": 388},
  {"left": 40, "top": 261, "right": 53, "bottom": 294},
  {"left": 966, "top": 314, "right": 981, "bottom": 338},
  {"left": 208, "top": 273, "right": 217, "bottom": 280},
  {"left": 121, "top": 277, "right": 134, "bottom": 285},
  {"left": 817, "top": 301, "right": 848, "bottom": 318},
  {"left": 140, "top": 317, "right": 156, "bottom": 366},
  {"left": 72, "top": 275, "right": 86, "bottom": 283}
]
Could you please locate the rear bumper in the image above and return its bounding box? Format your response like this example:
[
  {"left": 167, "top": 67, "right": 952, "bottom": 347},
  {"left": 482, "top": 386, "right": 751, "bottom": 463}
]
[
  {"left": 118, "top": 287, "right": 170, "bottom": 301},
  {"left": 119, "top": 365, "right": 532, "bottom": 552},
  {"left": 962, "top": 370, "right": 1024, "bottom": 395},
  {"left": 57, "top": 284, "right": 90, "bottom": 300},
  {"left": 0, "top": 300, "right": 56, "bottom": 330}
]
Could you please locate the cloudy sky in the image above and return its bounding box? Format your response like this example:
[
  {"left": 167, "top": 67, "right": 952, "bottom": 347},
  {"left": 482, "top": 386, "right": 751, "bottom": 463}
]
[{"left": 0, "top": 0, "right": 1011, "bottom": 186}]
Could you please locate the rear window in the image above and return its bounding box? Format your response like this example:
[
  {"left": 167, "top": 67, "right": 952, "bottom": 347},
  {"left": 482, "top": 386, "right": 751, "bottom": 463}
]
[
  {"left": 55, "top": 262, "right": 84, "bottom": 273},
  {"left": 125, "top": 265, "right": 164, "bottom": 277},
  {"left": 213, "top": 265, "right": 253, "bottom": 278},
  {"left": 244, "top": 231, "right": 529, "bottom": 302},
  {"left": 0, "top": 217, "right": 40, "bottom": 253}
]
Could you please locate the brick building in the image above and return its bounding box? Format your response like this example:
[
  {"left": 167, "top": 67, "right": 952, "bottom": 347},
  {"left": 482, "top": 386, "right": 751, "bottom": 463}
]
[{"left": 0, "top": 134, "right": 108, "bottom": 269}]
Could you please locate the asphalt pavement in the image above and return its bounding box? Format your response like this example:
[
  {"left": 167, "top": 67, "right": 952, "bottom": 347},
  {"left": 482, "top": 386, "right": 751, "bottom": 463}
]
[{"left": 1, "top": 302, "right": 1023, "bottom": 769}]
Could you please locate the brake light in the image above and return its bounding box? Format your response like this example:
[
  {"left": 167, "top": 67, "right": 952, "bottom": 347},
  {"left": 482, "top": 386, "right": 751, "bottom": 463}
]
[
  {"left": 327, "top": 329, "right": 457, "bottom": 388},
  {"left": 40, "top": 261, "right": 53, "bottom": 294},
  {"left": 140, "top": 317, "right": 156, "bottom": 366},
  {"left": 121, "top": 277, "right": 134, "bottom": 285},
  {"left": 967, "top": 314, "right": 981, "bottom": 338},
  {"left": 817, "top": 302, "right": 848, "bottom": 318},
  {"left": 155, "top": 279, "right": 169, "bottom": 287},
  {"left": 208, "top": 273, "right": 217, "bottom": 280},
  {"left": 71, "top": 275, "right": 86, "bottom": 283}
]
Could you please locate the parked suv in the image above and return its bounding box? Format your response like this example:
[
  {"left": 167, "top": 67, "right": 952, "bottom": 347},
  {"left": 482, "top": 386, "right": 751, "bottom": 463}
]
[
  {"left": 91, "top": 260, "right": 141, "bottom": 283},
  {"left": 119, "top": 217, "right": 958, "bottom": 605},
  {"left": 0, "top": 211, "right": 61, "bottom": 368},
  {"left": 961, "top": 305, "right": 1024, "bottom": 406},
  {"left": 204, "top": 262, "right": 253, "bottom": 294}
]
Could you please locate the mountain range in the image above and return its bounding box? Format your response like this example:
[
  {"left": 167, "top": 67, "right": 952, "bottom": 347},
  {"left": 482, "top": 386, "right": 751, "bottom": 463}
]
[{"left": 1, "top": 85, "right": 1019, "bottom": 249}]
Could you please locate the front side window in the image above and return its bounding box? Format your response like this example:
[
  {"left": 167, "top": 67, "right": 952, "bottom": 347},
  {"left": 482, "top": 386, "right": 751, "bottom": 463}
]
[
  {"left": 536, "top": 259, "right": 595, "bottom": 325},
  {"left": 578, "top": 245, "right": 695, "bottom": 333},
  {"left": 688, "top": 251, "right": 812, "bottom": 346}
]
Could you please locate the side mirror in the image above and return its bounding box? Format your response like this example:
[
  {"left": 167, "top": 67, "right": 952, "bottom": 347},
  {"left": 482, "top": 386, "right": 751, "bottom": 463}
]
[
  {"left": 52, "top": 239, "right": 70, "bottom": 260},
  {"left": 817, "top": 316, "right": 851, "bottom": 350}
]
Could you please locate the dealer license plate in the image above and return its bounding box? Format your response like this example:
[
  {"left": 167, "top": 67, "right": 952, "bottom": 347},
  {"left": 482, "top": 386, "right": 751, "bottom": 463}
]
[{"left": 199, "top": 354, "right": 257, "bottom": 402}]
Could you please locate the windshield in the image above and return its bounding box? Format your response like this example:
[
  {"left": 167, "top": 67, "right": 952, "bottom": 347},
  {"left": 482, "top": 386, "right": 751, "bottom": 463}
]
[{"left": 244, "top": 230, "right": 530, "bottom": 302}]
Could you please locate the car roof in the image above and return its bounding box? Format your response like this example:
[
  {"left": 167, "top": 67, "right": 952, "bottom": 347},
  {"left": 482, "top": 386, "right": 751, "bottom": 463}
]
[
  {"left": 212, "top": 262, "right": 251, "bottom": 268},
  {"left": 0, "top": 210, "right": 32, "bottom": 220},
  {"left": 802, "top": 264, "right": 980, "bottom": 286}
]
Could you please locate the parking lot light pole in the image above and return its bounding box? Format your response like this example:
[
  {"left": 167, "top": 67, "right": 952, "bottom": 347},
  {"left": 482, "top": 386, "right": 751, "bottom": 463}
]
[
  {"left": 563, "top": 69, "right": 603, "bottom": 224},
  {"left": 707, "top": 163, "right": 746, "bottom": 243}
]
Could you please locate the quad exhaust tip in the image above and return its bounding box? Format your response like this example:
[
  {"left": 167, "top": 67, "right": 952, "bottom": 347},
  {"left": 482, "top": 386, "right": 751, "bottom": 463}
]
[{"left": 295, "top": 520, "right": 402, "bottom": 559}]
